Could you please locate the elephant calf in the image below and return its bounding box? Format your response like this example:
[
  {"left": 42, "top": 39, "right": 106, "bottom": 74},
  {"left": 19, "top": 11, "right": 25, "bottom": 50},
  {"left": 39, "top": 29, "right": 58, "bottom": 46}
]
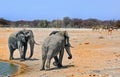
[{"left": 40, "top": 31, "right": 72, "bottom": 70}]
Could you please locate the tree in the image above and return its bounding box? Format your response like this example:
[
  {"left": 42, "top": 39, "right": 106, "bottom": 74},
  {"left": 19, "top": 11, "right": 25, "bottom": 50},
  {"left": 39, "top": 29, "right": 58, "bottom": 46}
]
[
  {"left": 115, "top": 20, "right": 120, "bottom": 28},
  {"left": 81, "top": 19, "right": 101, "bottom": 28},
  {"left": 38, "top": 20, "right": 49, "bottom": 28},
  {"left": 72, "top": 18, "right": 83, "bottom": 28},
  {"left": 50, "top": 20, "right": 63, "bottom": 28},
  {"left": 63, "top": 17, "right": 72, "bottom": 28}
]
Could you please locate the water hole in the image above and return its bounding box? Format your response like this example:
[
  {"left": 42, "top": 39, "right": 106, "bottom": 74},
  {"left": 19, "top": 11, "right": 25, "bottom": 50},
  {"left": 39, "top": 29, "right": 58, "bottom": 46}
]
[{"left": 0, "top": 61, "right": 19, "bottom": 76}]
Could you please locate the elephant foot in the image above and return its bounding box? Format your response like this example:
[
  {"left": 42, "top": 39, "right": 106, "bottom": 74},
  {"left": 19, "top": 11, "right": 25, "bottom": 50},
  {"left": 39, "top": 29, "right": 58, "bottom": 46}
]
[
  {"left": 40, "top": 68, "right": 45, "bottom": 71},
  {"left": 53, "top": 61, "right": 63, "bottom": 68},
  {"left": 40, "top": 66, "right": 45, "bottom": 71},
  {"left": 53, "top": 61, "right": 57, "bottom": 66},
  {"left": 27, "top": 56, "right": 31, "bottom": 60},
  {"left": 21, "top": 55, "right": 26, "bottom": 60},
  {"left": 9, "top": 57, "right": 14, "bottom": 60},
  {"left": 45, "top": 68, "right": 51, "bottom": 71},
  {"left": 20, "top": 58, "right": 26, "bottom": 61},
  {"left": 21, "top": 56, "right": 26, "bottom": 60},
  {"left": 24, "top": 58, "right": 27, "bottom": 60},
  {"left": 57, "top": 63, "right": 63, "bottom": 68},
  {"left": 46, "top": 64, "right": 50, "bottom": 69}
]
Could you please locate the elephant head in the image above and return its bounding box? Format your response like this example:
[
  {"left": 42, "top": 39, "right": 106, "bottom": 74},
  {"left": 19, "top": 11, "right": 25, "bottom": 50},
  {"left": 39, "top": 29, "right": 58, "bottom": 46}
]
[
  {"left": 63, "top": 31, "right": 72, "bottom": 59},
  {"left": 16, "top": 31, "right": 26, "bottom": 43},
  {"left": 22, "top": 29, "right": 38, "bottom": 59}
]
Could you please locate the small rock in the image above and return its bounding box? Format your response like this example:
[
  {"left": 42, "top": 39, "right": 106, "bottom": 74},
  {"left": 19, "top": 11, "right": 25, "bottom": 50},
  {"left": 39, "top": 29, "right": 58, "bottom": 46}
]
[{"left": 84, "top": 42, "right": 90, "bottom": 45}]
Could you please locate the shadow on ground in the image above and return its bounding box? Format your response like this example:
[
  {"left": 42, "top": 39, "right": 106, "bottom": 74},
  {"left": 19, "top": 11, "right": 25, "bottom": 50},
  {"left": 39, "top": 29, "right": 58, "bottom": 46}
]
[
  {"left": 46, "top": 65, "right": 75, "bottom": 71},
  {"left": 13, "top": 58, "right": 39, "bottom": 61}
]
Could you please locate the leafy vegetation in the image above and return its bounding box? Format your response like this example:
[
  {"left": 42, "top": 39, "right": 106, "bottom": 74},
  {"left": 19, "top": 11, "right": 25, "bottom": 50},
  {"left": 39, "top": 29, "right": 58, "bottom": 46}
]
[{"left": 0, "top": 17, "right": 119, "bottom": 28}]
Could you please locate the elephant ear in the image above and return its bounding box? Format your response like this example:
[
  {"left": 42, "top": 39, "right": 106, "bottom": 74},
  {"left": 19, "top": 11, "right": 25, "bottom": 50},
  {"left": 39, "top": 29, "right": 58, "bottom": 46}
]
[
  {"left": 63, "top": 31, "right": 73, "bottom": 47},
  {"left": 24, "top": 30, "right": 32, "bottom": 38},
  {"left": 64, "top": 31, "right": 69, "bottom": 38}
]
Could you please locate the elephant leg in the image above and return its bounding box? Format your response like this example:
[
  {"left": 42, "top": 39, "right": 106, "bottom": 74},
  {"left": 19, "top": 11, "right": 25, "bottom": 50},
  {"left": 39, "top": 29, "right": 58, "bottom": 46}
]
[
  {"left": 23, "top": 44, "right": 27, "bottom": 60},
  {"left": 58, "top": 49, "right": 64, "bottom": 67},
  {"left": 28, "top": 42, "right": 34, "bottom": 59},
  {"left": 53, "top": 56, "right": 59, "bottom": 66},
  {"left": 18, "top": 46, "right": 25, "bottom": 60},
  {"left": 46, "top": 56, "right": 51, "bottom": 69},
  {"left": 9, "top": 48, "right": 15, "bottom": 60},
  {"left": 46, "top": 52, "right": 52, "bottom": 69},
  {"left": 40, "top": 55, "right": 47, "bottom": 70},
  {"left": 53, "top": 56, "right": 62, "bottom": 68},
  {"left": 40, "top": 46, "right": 48, "bottom": 70}
]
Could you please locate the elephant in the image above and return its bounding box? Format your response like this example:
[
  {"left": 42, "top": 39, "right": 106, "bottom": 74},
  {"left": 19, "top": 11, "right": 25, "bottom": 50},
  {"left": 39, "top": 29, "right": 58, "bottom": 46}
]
[
  {"left": 49, "top": 30, "right": 72, "bottom": 66},
  {"left": 21, "top": 29, "right": 39, "bottom": 59},
  {"left": 40, "top": 31, "right": 72, "bottom": 70},
  {"left": 8, "top": 31, "right": 26, "bottom": 60},
  {"left": 8, "top": 29, "right": 38, "bottom": 60}
]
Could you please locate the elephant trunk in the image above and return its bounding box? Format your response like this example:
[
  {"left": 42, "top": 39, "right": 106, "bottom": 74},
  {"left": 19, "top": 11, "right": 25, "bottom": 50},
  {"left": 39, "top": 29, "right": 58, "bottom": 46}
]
[
  {"left": 65, "top": 44, "right": 72, "bottom": 59},
  {"left": 28, "top": 40, "right": 34, "bottom": 59},
  {"left": 18, "top": 41, "right": 25, "bottom": 59}
]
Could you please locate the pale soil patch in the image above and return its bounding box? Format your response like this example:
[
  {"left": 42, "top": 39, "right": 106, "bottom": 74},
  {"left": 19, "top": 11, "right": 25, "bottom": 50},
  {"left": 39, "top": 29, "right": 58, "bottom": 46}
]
[{"left": 0, "top": 28, "right": 120, "bottom": 77}]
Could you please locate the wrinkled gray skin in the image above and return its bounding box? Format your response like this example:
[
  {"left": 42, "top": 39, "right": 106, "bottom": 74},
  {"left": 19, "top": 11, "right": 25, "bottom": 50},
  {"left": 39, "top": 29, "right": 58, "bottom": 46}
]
[
  {"left": 49, "top": 31, "right": 72, "bottom": 66},
  {"left": 8, "top": 29, "right": 38, "bottom": 60},
  {"left": 8, "top": 31, "right": 26, "bottom": 60},
  {"left": 40, "top": 31, "right": 72, "bottom": 70},
  {"left": 21, "top": 29, "right": 38, "bottom": 59}
]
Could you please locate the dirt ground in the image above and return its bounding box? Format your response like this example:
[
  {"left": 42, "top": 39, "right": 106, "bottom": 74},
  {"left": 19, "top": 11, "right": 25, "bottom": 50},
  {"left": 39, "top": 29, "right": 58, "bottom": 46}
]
[{"left": 0, "top": 28, "right": 120, "bottom": 77}]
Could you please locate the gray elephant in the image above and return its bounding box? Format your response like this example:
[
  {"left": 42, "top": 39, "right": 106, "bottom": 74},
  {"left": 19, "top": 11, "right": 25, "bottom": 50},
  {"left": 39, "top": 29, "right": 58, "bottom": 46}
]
[
  {"left": 8, "top": 29, "right": 38, "bottom": 60},
  {"left": 8, "top": 31, "right": 26, "bottom": 60},
  {"left": 49, "top": 30, "right": 72, "bottom": 66},
  {"left": 40, "top": 31, "right": 72, "bottom": 70},
  {"left": 21, "top": 29, "right": 39, "bottom": 59}
]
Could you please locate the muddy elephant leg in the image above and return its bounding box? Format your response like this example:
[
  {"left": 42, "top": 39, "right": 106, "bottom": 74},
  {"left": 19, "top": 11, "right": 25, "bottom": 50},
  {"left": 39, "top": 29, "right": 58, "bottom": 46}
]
[{"left": 40, "top": 55, "right": 47, "bottom": 70}]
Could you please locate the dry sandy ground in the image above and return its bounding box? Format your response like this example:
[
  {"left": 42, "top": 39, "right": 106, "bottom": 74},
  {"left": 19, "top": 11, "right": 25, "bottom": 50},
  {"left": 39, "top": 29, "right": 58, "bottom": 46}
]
[{"left": 0, "top": 28, "right": 120, "bottom": 77}]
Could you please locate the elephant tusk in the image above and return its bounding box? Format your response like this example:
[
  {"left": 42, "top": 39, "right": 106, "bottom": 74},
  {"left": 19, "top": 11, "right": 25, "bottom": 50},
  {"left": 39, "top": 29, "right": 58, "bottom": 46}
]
[
  {"left": 65, "top": 43, "right": 73, "bottom": 48},
  {"left": 70, "top": 45, "right": 74, "bottom": 48},
  {"left": 68, "top": 43, "right": 74, "bottom": 48}
]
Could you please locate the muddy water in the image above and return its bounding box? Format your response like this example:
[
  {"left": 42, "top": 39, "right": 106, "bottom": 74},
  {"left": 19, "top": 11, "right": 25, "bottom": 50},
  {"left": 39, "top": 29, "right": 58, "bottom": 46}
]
[{"left": 0, "top": 62, "right": 19, "bottom": 76}]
